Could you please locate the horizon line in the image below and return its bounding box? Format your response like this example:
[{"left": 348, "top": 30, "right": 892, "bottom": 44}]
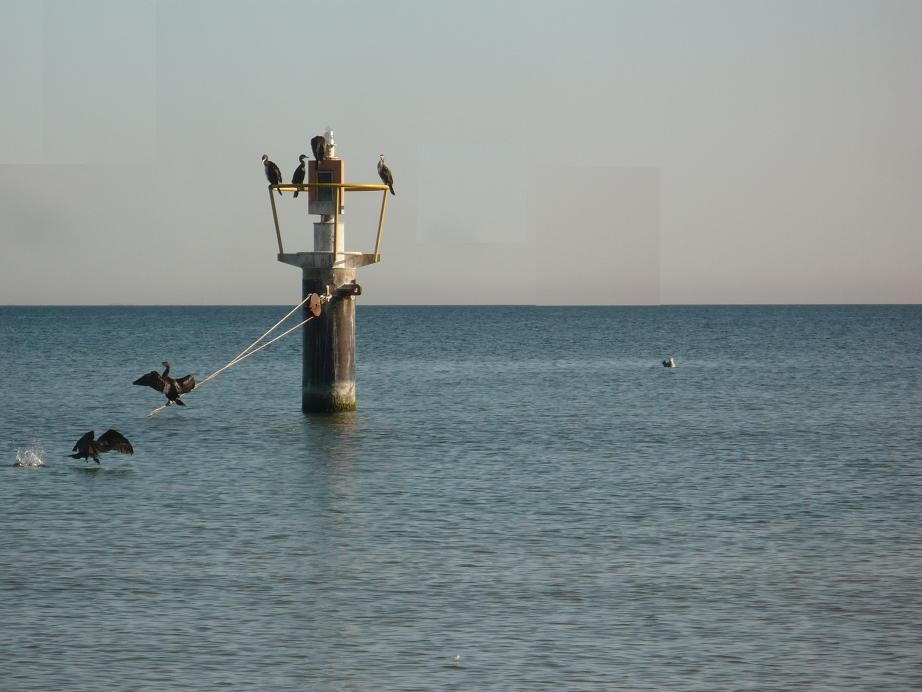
[{"left": 2, "top": 303, "right": 920, "bottom": 308}]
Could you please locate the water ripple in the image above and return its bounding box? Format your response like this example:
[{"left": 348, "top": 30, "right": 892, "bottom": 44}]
[{"left": 1, "top": 306, "right": 921, "bottom": 689}]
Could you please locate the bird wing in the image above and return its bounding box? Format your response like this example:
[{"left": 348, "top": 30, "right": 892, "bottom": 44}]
[
  {"left": 292, "top": 163, "right": 305, "bottom": 184},
  {"left": 73, "top": 430, "right": 94, "bottom": 452},
  {"left": 133, "top": 371, "right": 165, "bottom": 391},
  {"left": 378, "top": 164, "right": 394, "bottom": 186},
  {"left": 97, "top": 430, "right": 134, "bottom": 455},
  {"left": 175, "top": 374, "right": 196, "bottom": 394}
]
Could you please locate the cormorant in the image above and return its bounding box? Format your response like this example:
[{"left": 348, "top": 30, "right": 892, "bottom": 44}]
[
  {"left": 69, "top": 430, "right": 133, "bottom": 464},
  {"left": 662, "top": 356, "right": 676, "bottom": 368},
  {"left": 133, "top": 361, "right": 196, "bottom": 406},
  {"left": 310, "top": 135, "right": 326, "bottom": 162},
  {"left": 262, "top": 154, "right": 283, "bottom": 195},
  {"left": 292, "top": 154, "right": 307, "bottom": 198},
  {"left": 377, "top": 154, "right": 395, "bottom": 196}
]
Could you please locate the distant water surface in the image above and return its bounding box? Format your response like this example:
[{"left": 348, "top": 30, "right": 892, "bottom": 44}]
[{"left": 1, "top": 305, "right": 920, "bottom": 690}]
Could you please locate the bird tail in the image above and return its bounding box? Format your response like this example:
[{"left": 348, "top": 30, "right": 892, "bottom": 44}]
[
  {"left": 276, "top": 189, "right": 283, "bottom": 197},
  {"left": 174, "top": 398, "right": 186, "bottom": 406},
  {"left": 389, "top": 184, "right": 395, "bottom": 196},
  {"left": 294, "top": 190, "right": 300, "bottom": 198}
]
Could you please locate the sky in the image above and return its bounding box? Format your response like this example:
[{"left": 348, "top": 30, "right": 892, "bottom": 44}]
[{"left": 0, "top": 0, "right": 919, "bottom": 305}]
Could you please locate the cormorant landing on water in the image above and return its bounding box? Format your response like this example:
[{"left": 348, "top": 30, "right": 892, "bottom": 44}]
[
  {"left": 310, "top": 135, "right": 326, "bottom": 162},
  {"left": 262, "top": 154, "right": 283, "bottom": 195},
  {"left": 133, "top": 361, "right": 196, "bottom": 406},
  {"left": 292, "top": 155, "right": 307, "bottom": 198},
  {"left": 69, "top": 430, "right": 133, "bottom": 464},
  {"left": 377, "top": 155, "right": 395, "bottom": 196}
]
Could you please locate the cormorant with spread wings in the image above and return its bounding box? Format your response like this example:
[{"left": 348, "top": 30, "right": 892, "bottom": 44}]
[
  {"left": 69, "top": 430, "right": 134, "bottom": 464},
  {"left": 133, "top": 361, "right": 196, "bottom": 406}
]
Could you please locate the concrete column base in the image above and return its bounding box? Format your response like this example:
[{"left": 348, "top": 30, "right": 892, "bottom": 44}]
[{"left": 301, "top": 267, "right": 357, "bottom": 413}]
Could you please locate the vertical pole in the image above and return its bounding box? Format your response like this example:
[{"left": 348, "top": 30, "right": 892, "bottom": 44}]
[
  {"left": 269, "top": 188, "right": 283, "bottom": 254},
  {"left": 333, "top": 186, "right": 340, "bottom": 266},
  {"left": 374, "top": 187, "right": 388, "bottom": 261},
  {"left": 301, "top": 266, "right": 357, "bottom": 412},
  {"left": 277, "top": 141, "right": 363, "bottom": 414}
]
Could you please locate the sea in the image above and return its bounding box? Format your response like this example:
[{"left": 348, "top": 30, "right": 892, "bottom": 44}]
[{"left": 1, "top": 305, "right": 920, "bottom": 690}]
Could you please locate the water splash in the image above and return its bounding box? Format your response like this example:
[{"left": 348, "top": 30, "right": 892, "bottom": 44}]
[{"left": 14, "top": 447, "right": 45, "bottom": 468}]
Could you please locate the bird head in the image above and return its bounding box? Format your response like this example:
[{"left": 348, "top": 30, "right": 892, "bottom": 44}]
[
  {"left": 299, "top": 154, "right": 307, "bottom": 162},
  {"left": 261, "top": 154, "right": 268, "bottom": 163},
  {"left": 161, "top": 361, "right": 170, "bottom": 368}
]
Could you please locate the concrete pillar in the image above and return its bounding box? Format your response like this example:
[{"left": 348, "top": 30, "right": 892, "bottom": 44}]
[
  {"left": 313, "top": 221, "right": 344, "bottom": 254},
  {"left": 273, "top": 129, "right": 381, "bottom": 414},
  {"left": 301, "top": 266, "right": 357, "bottom": 412}
]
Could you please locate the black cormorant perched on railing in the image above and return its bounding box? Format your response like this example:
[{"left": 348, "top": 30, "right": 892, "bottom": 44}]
[
  {"left": 377, "top": 154, "right": 395, "bottom": 196},
  {"left": 292, "top": 154, "right": 307, "bottom": 198},
  {"left": 69, "top": 430, "right": 134, "bottom": 464},
  {"left": 133, "top": 361, "right": 196, "bottom": 406},
  {"left": 262, "top": 154, "right": 282, "bottom": 195}
]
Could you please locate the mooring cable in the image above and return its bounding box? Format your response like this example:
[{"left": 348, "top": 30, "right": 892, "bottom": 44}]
[
  {"left": 223, "top": 293, "right": 314, "bottom": 369},
  {"left": 199, "top": 315, "right": 316, "bottom": 384},
  {"left": 145, "top": 296, "right": 318, "bottom": 418}
]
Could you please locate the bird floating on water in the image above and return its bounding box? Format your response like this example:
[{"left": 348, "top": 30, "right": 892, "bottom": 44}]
[
  {"left": 377, "top": 154, "right": 395, "bottom": 196},
  {"left": 310, "top": 135, "right": 327, "bottom": 162},
  {"left": 662, "top": 356, "right": 676, "bottom": 368},
  {"left": 262, "top": 154, "right": 282, "bottom": 195},
  {"left": 291, "top": 154, "right": 307, "bottom": 198},
  {"left": 69, "top": 430, "right": 133, "bottom": 464},
  {"left": 133, "top": 361, "right": 196, "bottom": 406}
]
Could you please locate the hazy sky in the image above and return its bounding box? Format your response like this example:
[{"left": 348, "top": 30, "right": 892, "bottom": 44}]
[{"left": 1, "top": 0, "right": 919, "bottom": 305}]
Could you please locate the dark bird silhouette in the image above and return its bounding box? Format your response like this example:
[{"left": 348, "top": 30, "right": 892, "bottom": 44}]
[
  {"left": 133, "top": 361, "right": 196, "bottom": 406},
  {"left": 662, "top": 356, "right": 676, "bottom": 368},
  {"left": 310, "top": 135, "right": 326, "bottom": 162},
  {"left": 377, "top": 154, "right": 395, "bottom": 196},
  {"left": 291, "top": 154, "right": 307, "bottom": 198},
  {"left": 262, "top": 154, "right": 283, "bottom": 195},
  {"left": 69, "top": 430, "right": 134, "bottom": 464}
]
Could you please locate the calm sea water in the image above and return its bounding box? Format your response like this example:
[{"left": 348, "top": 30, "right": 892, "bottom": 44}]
[{"left": 1, "top": 305, "right": 920, "bottom": 690}]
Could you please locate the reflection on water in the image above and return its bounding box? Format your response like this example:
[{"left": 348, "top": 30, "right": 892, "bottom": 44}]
[{"left": 297, "top": 409, "right": 360, "bottom": 485}]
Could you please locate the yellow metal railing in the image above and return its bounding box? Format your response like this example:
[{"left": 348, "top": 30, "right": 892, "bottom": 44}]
[{"left": 268, "top": 182, "right": 389, "bottom": 262}]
